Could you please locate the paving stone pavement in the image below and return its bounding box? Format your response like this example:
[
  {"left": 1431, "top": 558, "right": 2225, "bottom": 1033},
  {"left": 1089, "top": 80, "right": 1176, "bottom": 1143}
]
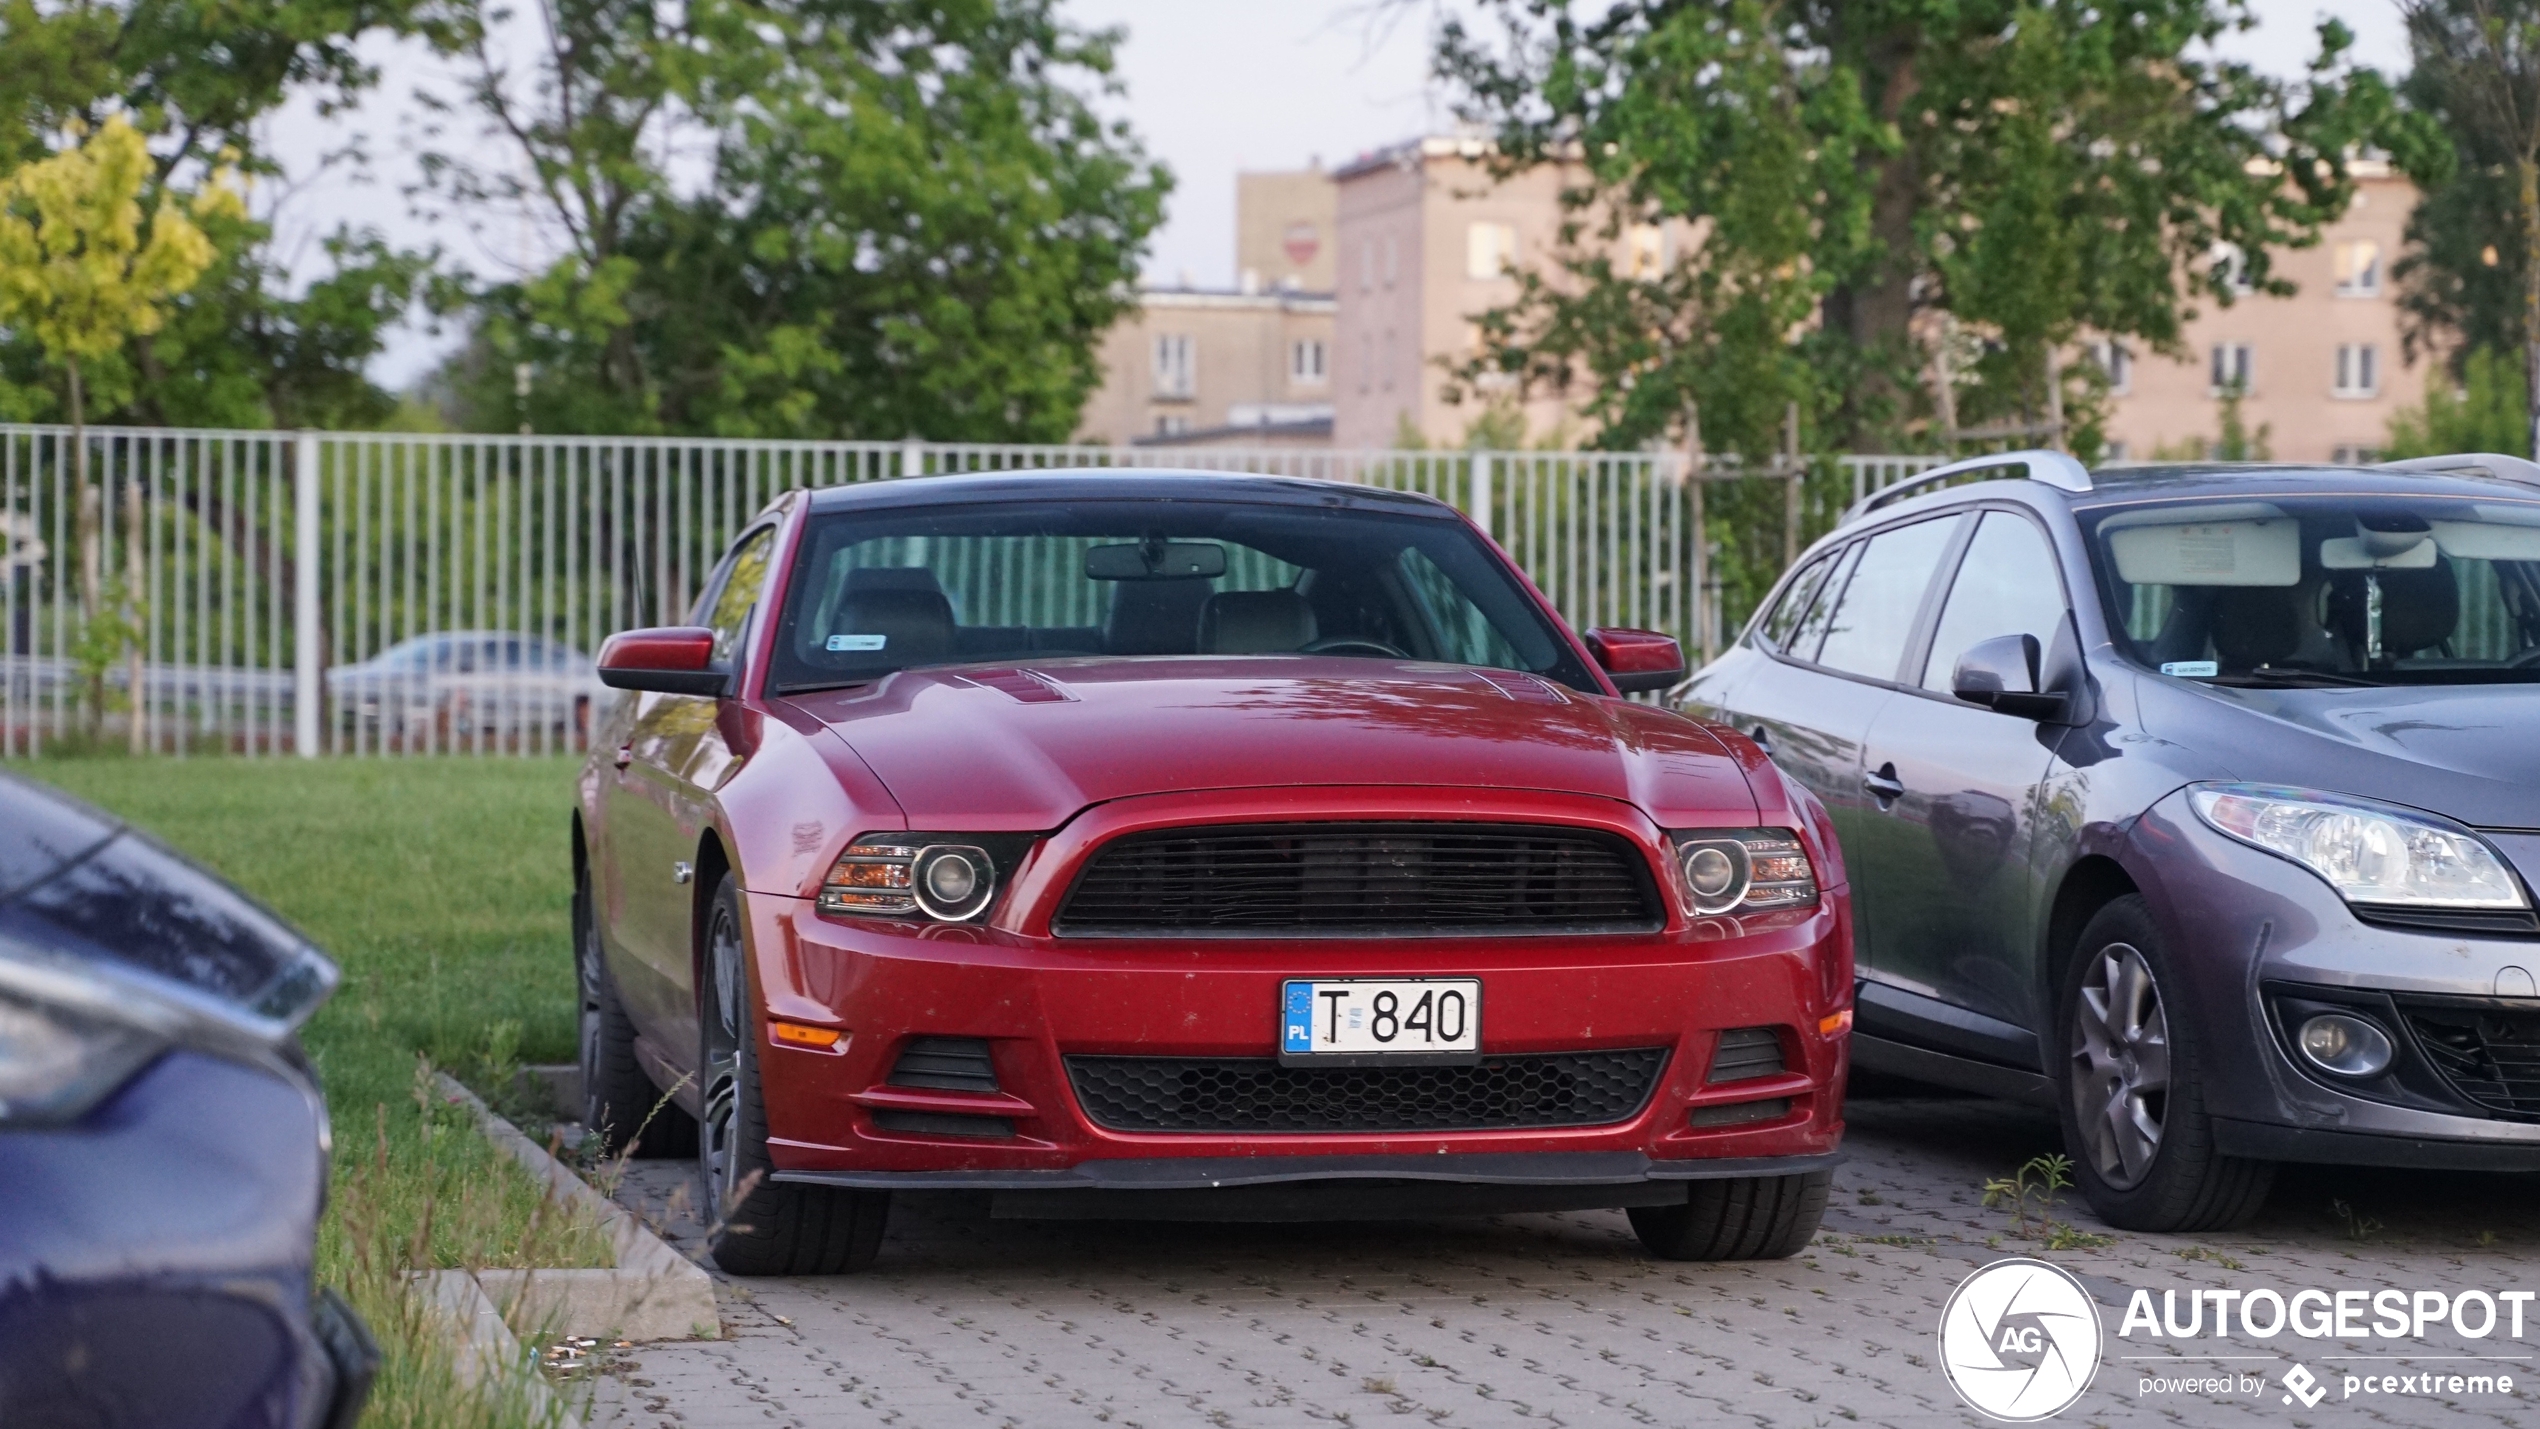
[{"left": 581, "top": 1094, "right": 2540, "bottom": 1429}]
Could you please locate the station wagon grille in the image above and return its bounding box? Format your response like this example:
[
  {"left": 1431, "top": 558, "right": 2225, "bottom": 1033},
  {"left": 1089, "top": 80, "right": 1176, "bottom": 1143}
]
[
  {"left": 2398, "top": 999, "right": 2540, "bottom": 1120},
  {"left": 1052, "top": 823, "right": 1662, "bottom": 937},
  {"left": 1064, "top": 1049, "right": 1668, "bottom": 1134}
]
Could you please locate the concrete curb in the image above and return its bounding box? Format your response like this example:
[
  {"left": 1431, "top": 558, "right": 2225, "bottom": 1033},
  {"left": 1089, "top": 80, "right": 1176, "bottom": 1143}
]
[
  {"left": 414, "top": 1267, "right": 565, "bottom": 1416},
  {"left": 431, "top": 1072, "right": 722, "bottom": 1343}
]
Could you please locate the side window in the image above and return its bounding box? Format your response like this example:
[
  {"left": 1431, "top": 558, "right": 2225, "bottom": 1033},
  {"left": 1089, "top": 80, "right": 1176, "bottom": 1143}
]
[
  {"left": 1920, "top": 512, "right": 2071, "bottom": 690},
  {"left": 703, "top": 527, "right": 778, "bottom": 664},
  {"left": 1784, "top": 543, "right": 1861, "bottom": 662},
  {"left": 1814, "top": 516, "right": 1962, "bottom": 681},
  {"left": 1758, "top": 550, "right": 1836, "bottom": 651}
]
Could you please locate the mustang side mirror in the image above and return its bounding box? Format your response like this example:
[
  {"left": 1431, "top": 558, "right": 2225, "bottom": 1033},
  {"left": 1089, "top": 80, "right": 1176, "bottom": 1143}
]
[
  {"left": 1585, "top": 627, "right": 1688, "bottom": 695},
  {"left": 1951, "top": 633, "right": 2066, "bottom": 720},
  {"left": 598, "top": 626, "right": 731, "bottom": 697}
]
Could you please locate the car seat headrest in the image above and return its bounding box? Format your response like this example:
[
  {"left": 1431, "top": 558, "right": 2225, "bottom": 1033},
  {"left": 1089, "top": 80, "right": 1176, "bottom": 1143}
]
[
  {"left": 832, "top": 589, "right": 955, "bottom": 662},
  {"left": 1201, "top": 590, "right": 1317, "bottom": 655},
  {"left": 2327, "top": 559, "right": 2459, "bottom": 659},
  {"left": 2208, "top": 586, "right": 2301, "bottom": 669}
]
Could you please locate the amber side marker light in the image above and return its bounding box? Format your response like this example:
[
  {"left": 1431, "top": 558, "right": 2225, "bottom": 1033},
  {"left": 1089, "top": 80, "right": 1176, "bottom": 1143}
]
[
  {"left": 770, "top": 1021, "right": 843, "bottom": 1049},
  {"left": 1818, "top": 1010, "right": 1853, "bottom": 1035}
]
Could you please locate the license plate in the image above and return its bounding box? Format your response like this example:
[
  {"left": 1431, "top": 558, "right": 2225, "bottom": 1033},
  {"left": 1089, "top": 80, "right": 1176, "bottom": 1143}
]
[{"left": 1281, "top": 979, "right": 1481, "bottom": 1066}]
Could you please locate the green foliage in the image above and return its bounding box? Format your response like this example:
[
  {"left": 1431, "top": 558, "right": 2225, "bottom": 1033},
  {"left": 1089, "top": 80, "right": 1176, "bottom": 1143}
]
[
  {"left": 2148, "top": 383, "right": 2272, "bottom": 460},
  {"left": 2385, "top": 346, "right": 2533, "bottom": 457},
  {"left": 1434, "top": 1, "right": 2391, "bottom": 455},
  {"left": 424, "top": 0, "right": 1168, "bottom": 442},
  {"left": 2390, "top": 0, "right": 2540, "bottom": 426}
]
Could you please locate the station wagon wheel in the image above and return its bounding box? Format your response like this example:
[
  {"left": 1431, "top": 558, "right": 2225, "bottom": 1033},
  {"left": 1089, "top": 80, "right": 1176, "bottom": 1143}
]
[
  {"left": 2068, "top": 942, "right": 2168, "bottom": 1188},
  {"left": 2053, "top": 895, "right": 2273, "bottom": 1232}
]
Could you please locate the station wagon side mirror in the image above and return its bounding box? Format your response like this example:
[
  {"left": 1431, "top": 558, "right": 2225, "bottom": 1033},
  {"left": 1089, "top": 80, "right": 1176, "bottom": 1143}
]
[
  {"left": 1585, "top": 627, "right": 1688, "bottom": 694},
  {"left": 598, "top": 626, "right": 732, "bottom": 697},
  {"left": 1950, "top": 633, "right": 2066, "bottom": 721}
]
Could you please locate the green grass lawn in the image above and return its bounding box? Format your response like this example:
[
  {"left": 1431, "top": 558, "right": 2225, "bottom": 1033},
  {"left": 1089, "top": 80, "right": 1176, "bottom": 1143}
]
[{"left": 21, "top": 755, "right": 617, "bottom": 1427}]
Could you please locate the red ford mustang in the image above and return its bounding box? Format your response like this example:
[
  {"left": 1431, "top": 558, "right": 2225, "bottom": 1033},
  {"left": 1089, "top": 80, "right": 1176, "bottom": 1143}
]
[{"left": 574, "top": 471, "right": 1853, "bottom": 1274}]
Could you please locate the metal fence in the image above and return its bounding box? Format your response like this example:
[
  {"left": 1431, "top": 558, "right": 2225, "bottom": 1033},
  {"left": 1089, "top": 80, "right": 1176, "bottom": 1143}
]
[{"left": 0, "top": 425, "right": 1937, "bottom": 757}]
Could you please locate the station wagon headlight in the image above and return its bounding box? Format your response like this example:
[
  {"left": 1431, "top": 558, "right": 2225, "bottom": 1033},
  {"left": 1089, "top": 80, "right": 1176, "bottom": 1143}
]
[
  {"left": 1668, "top": 829, "right": 1818, "bottom": 916},
  {"left": 2189, "top": 785, "right": 2529, "bottom": 911},
  {"left": 820, "top": 838, "right": 1000, "bottom": 922}
]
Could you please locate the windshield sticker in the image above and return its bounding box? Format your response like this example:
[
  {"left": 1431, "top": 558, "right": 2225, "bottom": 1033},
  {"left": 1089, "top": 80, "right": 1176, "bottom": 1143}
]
[
  {"left": 2160, "top": 660, "right": 2219, "bottom": 678},
  {"left": 827, "top": 634, "right": 887, "bottom": 652}
]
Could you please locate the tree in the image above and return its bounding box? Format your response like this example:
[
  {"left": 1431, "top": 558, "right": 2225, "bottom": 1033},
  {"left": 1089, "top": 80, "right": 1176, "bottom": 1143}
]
[
  {"left": 422, "top": 0, "right": 1167, "bottom": 440},
  {"left": 0, "top": 114, "right": 237, "bottom": 739},
  {"left": 1432, "top": 0, "right": 2389, "bottom": 459},
  {"left": 2393, "top": 0, "right": 2540, "bottom": 454}
]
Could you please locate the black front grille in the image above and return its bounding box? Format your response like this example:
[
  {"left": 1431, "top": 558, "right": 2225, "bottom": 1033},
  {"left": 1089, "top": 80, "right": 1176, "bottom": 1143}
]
[
  {"left": 1064, "top": 1049, "right": 1667, "bottom": 1133},
  {"left": 1707, "top": 1027, "right": 1786, "bottom": 1083},
  {"left": 1053, "top": 823, "right": 1662, "bottom": 937},
  {"left": 2399, "top": 1000, "right": 2540, "bottom": 1118}
]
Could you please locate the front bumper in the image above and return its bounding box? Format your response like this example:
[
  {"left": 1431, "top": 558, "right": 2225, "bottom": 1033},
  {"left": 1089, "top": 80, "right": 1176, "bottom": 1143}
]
[
  {"left": 2131, "top": 792, "right": 2540, "bottom": 1164},
  {"left": 743, "top": 888, "right": 1853, "bottom": 1201}
]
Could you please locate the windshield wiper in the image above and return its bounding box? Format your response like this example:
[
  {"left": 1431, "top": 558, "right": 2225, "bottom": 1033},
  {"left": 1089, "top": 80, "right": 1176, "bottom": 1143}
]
[{"left": 2202, "top": 667, "right": 2382, "bottom": 689}]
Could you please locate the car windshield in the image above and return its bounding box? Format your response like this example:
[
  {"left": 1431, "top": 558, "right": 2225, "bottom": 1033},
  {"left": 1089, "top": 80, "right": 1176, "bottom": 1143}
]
[
  {"left": 765, "top": 497, "right": 1591, "bottom": 693},
  {"left": 2081, "top": 493, "right": 2540, "bottom": 685}
]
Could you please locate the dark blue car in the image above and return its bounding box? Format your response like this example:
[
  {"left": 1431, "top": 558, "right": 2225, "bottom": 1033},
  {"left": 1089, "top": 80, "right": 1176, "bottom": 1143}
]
[
  {"left": 1680, "top": 451, "right": 2540, "bottom": 1232},
  {"left": 0, "top": 770, "right": 373, "bottom": 1428}
]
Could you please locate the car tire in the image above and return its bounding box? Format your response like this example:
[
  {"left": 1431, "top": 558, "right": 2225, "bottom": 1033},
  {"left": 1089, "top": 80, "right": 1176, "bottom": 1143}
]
[
  {"left": 1627, "top": 1171, "right": 1830, "bottom": 1261},
  {"left": 2055, "top": 895, "right": 2273, "bottom": 1232},
  {"left": 696, "top": 872, "right": 889, "bottom": 1276},
  {"left": 576, "top": 852, "right": 697, "bottom": 1158}
]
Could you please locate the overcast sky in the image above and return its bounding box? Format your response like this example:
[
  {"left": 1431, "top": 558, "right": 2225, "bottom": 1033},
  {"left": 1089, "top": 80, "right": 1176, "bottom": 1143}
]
[{"left": 259, "top": 0, "right": 2411, "bottom": 389}]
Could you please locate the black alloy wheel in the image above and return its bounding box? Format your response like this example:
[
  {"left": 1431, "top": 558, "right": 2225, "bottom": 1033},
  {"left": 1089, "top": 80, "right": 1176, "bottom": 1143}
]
[
  {"left": 696, "top": 872, "right": 889, "bottom": 1275},
  {"left": 1628, "top": 1171, "right": 1830, "bottom": 1260},
  {"left": 2056, "top": 895, "right": 2273, "bottom": 1232}
]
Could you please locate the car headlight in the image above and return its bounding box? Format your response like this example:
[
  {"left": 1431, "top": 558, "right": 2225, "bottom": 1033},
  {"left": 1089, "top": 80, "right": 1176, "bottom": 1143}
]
[
  {"left": 819, "top": 837, "right": 1004, "bottom": 922},
  {"left": 2188, "top": 784, "right": 2529, "bottom": 911},
  {"left": 1667, "top": 828, "right": 1819, "bottom": 916}
]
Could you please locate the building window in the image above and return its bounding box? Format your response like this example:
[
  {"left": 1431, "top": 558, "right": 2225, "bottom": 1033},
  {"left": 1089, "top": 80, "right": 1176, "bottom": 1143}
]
[
  {"left": 1382, "top": 234, "right": 1399, "bottom": 287},
  {"left": 2090, "top": 339, "right": 2133, "bottom": 396},
  {"left": 1358, "top": 335, "right": 1372, "bottom": 394},
  {"left": 2104, "top": 441, "right": 2131, "bottom": 463},
  {"left": 1467, "top": 222, "right": 1518, "bottom": 280},
  {"left": 1290, "top": 338, "right": 1327, "bottom": 385},
  {"left": 2334, "top": 343, "right": 2380, "bottom": 398},
  {"left": 1152, "top": 334, "right": 1194, "bottom": 399},
  {"left": 1154, "top": 414, "right": 1189, "bottom": 438},
  {"left": 1626, "top": 224, "right": 1666, "bottom": 278},
  {"left": 1360, "top": 239, "right": 1375, "bottom": 292},
  {"left": 2210, "top": 242, "right": 2251, "bottom": 295},
  {"left": 1381, "top": 329, "right": 1395, "bottom": 391},
  {"left": 2335, "top": 241, "right": 2383, "bottom": 297},
  {"left": 2209, "top": 342, "right": 2254, "bottom": 395},
  {"left": 2333, "top": 444, "right": 2383, "bottom": 465}
]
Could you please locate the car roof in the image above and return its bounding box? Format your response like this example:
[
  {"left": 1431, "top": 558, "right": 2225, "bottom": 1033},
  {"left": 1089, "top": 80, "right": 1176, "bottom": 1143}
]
[
  {"left": 799, "top": 468, "right": 1461, "bottom": 518},
  {"left": 2068, "top": 463, "right": 2540, "bottom": 509}
]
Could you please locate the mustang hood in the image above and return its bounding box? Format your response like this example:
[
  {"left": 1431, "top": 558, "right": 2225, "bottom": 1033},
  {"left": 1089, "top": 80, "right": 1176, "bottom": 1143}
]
[{"left": 778, "top": 657, "right": 1757, "bottom": 830}]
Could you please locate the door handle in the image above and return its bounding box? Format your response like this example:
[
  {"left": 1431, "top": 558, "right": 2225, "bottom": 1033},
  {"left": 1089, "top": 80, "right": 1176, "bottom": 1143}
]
[
  {"left": 613, "top": 743, "right": 634, "bottom": 769},
  {"left": 1863, "top": 763, "right": 1905, "bottom": 805}
]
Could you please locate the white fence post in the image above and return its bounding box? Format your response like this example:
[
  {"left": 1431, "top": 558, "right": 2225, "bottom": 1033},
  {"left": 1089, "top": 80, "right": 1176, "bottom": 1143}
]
[
  {"left": 1467, "top": 451, "right": 1493, "bottom": 540},
  {"left": 293, "top": 430, "right": 320, "bottom": 757}
]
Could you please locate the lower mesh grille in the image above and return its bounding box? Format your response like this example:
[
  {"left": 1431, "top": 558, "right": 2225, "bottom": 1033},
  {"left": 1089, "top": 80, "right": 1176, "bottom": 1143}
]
[
  {"left": 888, "top": 1037, "right": 998, "bottom": 1092},
  {"left": 1064, "top": 1049, "right": 1667, "bottom": 1133},
  {"left": 2398, "top": 999, "right": 2540, "bottom": 1119}
]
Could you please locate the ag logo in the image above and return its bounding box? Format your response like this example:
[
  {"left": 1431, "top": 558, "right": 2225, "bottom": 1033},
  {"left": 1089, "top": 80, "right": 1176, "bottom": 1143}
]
[{"left": 1937, "top": 1258, "right": 2103, "bottom": 1421}]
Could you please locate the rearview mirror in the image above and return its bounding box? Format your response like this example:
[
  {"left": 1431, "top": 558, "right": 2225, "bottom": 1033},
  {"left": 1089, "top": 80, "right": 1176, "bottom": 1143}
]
[
  {"left": 1084, "top": 541, "right": 1229, "bottom": 580},
  {"left": 1585, "top": 627, "right": 1688, "bottom": 694},
  {"left": 597, "top": 626, "right": 731, "bottom": 697},
  {"left": 1950, "top": 633, "right": 2064, "bottom": 720}
]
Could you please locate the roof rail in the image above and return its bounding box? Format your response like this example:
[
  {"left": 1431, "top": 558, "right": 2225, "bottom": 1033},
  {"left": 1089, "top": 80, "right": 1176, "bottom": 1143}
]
[
  {"left": 1842, "top": 449, "right": 2093, "bottom": 524},
  {"left": 2377, "top": 453, "right": 2540, "bottom": 491}
]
